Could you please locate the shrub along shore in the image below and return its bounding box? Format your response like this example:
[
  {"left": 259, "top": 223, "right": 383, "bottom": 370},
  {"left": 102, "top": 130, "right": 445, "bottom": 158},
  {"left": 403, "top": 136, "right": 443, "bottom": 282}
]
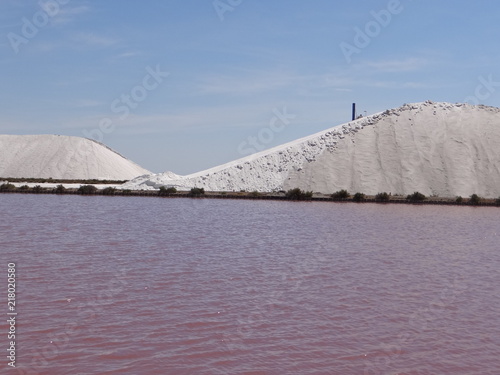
[{"left": 1, "top": 183, "right": 499, "bottom": 207}]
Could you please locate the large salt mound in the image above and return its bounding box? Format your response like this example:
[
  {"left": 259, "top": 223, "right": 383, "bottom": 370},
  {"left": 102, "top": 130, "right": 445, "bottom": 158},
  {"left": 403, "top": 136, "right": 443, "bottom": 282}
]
[
  {"left": 124, "top": 101, "right": 500, "bottom": 198},
  {"left": 0, "top": 135, "right": 150, "bottom": 180}
]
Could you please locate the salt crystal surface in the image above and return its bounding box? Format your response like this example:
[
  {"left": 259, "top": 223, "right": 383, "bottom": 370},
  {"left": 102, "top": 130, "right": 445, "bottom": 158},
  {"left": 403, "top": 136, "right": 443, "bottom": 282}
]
[
  {"left": 0, "top": 135, "right": 150, "bottom": 180},
  {"left": 124, "top": 102, "right": 500, "bottom": 198}
]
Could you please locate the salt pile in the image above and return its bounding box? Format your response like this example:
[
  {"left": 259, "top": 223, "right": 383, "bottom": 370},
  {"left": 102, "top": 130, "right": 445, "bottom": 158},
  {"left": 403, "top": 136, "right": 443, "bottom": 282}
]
[
  {"left": 0, "top": 135, "right": 150, "bottom": 180},
  {"left": 124, "top": 101, "right": 500, "bottom": 198}
]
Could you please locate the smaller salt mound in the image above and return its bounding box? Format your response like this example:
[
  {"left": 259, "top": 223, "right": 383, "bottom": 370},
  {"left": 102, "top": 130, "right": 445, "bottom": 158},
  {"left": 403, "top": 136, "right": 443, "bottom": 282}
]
[{"left": 0, "top": 135, "right": 151, "bottom": 180}]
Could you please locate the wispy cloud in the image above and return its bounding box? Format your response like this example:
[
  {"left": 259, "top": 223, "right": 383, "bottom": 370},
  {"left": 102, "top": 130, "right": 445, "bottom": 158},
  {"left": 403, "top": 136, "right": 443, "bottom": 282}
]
[
  {"left": 34, "top": 41, "right": 61, "bottom": 52},
  {"left": 354, "top": 57, "right": 431, "bottom": 73},
  {"left": 74, "top": 99, "right": 104, "bottom": 108},
  {"left": 316, "top": 70, "right": 447, "bottom": 91},
  {"left": 195, "top": 69, "right": 298, "bottom": 95},
  {"left": 114, "top": 51, "right": 142, "bottom": 59},
  {"left": 51, "top": 76, "right": 99, "bottom": 87},
  {"left": 72, "top": 32, "right": 119, "bottom": 47},
  {"left": 192, "top": 58, "right": 438, "bottom": 99},
  {"left": 50, "top": 5, "right": 90, "bottom": 26},
  {"left": 62, "top": 102, "right": 278, "bottom": 135},
  {"left": 364, "top": 80, "right": 444, "bottom": 89}
]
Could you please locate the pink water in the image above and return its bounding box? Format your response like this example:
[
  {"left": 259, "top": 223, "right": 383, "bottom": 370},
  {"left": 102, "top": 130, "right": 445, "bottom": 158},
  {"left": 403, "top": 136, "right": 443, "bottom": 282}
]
[{"left": 1, "top": 194, "right": 499, "bottom": 375}]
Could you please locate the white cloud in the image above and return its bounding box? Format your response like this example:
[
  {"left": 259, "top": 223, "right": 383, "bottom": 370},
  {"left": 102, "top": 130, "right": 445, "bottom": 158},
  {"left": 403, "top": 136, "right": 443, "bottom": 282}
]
[
  {"left": 195, "top": 69, "right": 299, "bottom": 95},
  {"left": 354, "top": 57, "right": 430, "bottom": 73},
  {"left": 114, "top": 51, "right": 141, "bottom": 59},
  {"left": 61, "top": 102, "right": 279, "bottom": 137},
  {"left": 34, "top": 41, "right": 60, "bottom": 52},
  {"left": 75, "top": 99, "right": 104, "bottom": 108},
  {"left": 50, "top": 5, "right": 90, "bottom": 26},
  {"left": 72, "top": 32, "right": 119, "bottom": 47},
  {"left": 326, "top": 75, "right": 445, "bottom": 90}
]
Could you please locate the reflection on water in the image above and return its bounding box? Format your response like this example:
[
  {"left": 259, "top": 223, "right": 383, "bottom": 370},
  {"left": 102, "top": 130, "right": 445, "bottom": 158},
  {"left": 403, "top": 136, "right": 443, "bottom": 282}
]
[{"left": 1, "top": 194, "right": 499, "bottom": 374}]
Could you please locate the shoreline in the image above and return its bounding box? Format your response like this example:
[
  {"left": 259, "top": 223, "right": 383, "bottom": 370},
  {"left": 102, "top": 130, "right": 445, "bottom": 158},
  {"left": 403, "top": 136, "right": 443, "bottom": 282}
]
[{"left": 1, "top": 187, "right": 499, "bottom": 207}]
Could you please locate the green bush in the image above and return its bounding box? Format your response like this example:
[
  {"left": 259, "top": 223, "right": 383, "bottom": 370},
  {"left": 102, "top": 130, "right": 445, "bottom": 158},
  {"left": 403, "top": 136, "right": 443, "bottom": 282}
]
[
  {"left": 54, "top": 184, "right": 66, "bottom": 194},
  {"left": 159, "top": 186, "right": 177, "bottom": 196},
  {"left": 250, "top": 191, "right": 262, "bottom": 197},
  {"left": 158, "top": 186, "right": 168, "bottom": 196},
  {"left": 0, "top": 183, "right": 16, "bottom": 191},
  {"left": 469, "top": 194, "right": 481, "bottom": 205},
  {"left": 121, "top": 189, "right": 132, "bottom": 195},
  {"left": 78, "top": 185, "right": 98, "bottom": 195},
  {"left": 18, "top": 185, "right": 30, "bottom": 191},
  {"left": 32, "top": 185, "right": 43, "bottom": 193},
  {"left": 285, "top": 188, "right": 313, "bottom": 200},
  {"left": 352, "top": 192, "right": 366, "bottom": 202},
  {"left": 456, "top": 196, "right": 463, "bottom": 203},
  {"left": 406, "top": 192, "right": 426, "bottom": 202},
  {"left": 375, "top": 192, "right": 390, "bottom": 202},
  {"left": 331, "top": 189, "right": 350, "bottom": 199},
  {"left": 495, "top": 197, "right": 500, "bottom": 206},
  {"left": 189, "top": 187, "right": 205, "bottom": 196},
  {"left": 101, "top": 187, "right": 117, "bottom": 195}
]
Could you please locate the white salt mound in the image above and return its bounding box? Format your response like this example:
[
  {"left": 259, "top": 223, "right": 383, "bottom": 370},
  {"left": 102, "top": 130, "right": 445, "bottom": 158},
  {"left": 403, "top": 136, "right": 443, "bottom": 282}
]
[
  {"left": 124, "top": 101, "right": 500, "bottom": 198},
  {"left": 0, "top": 135, "right": 150, "bottom": 180}
]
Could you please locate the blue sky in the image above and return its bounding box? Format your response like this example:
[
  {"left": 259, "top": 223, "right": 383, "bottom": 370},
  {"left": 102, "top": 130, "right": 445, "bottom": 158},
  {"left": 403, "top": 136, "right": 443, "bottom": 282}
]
[{"left": 2, "top": 0, "right": 500, "bottom": 174}]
